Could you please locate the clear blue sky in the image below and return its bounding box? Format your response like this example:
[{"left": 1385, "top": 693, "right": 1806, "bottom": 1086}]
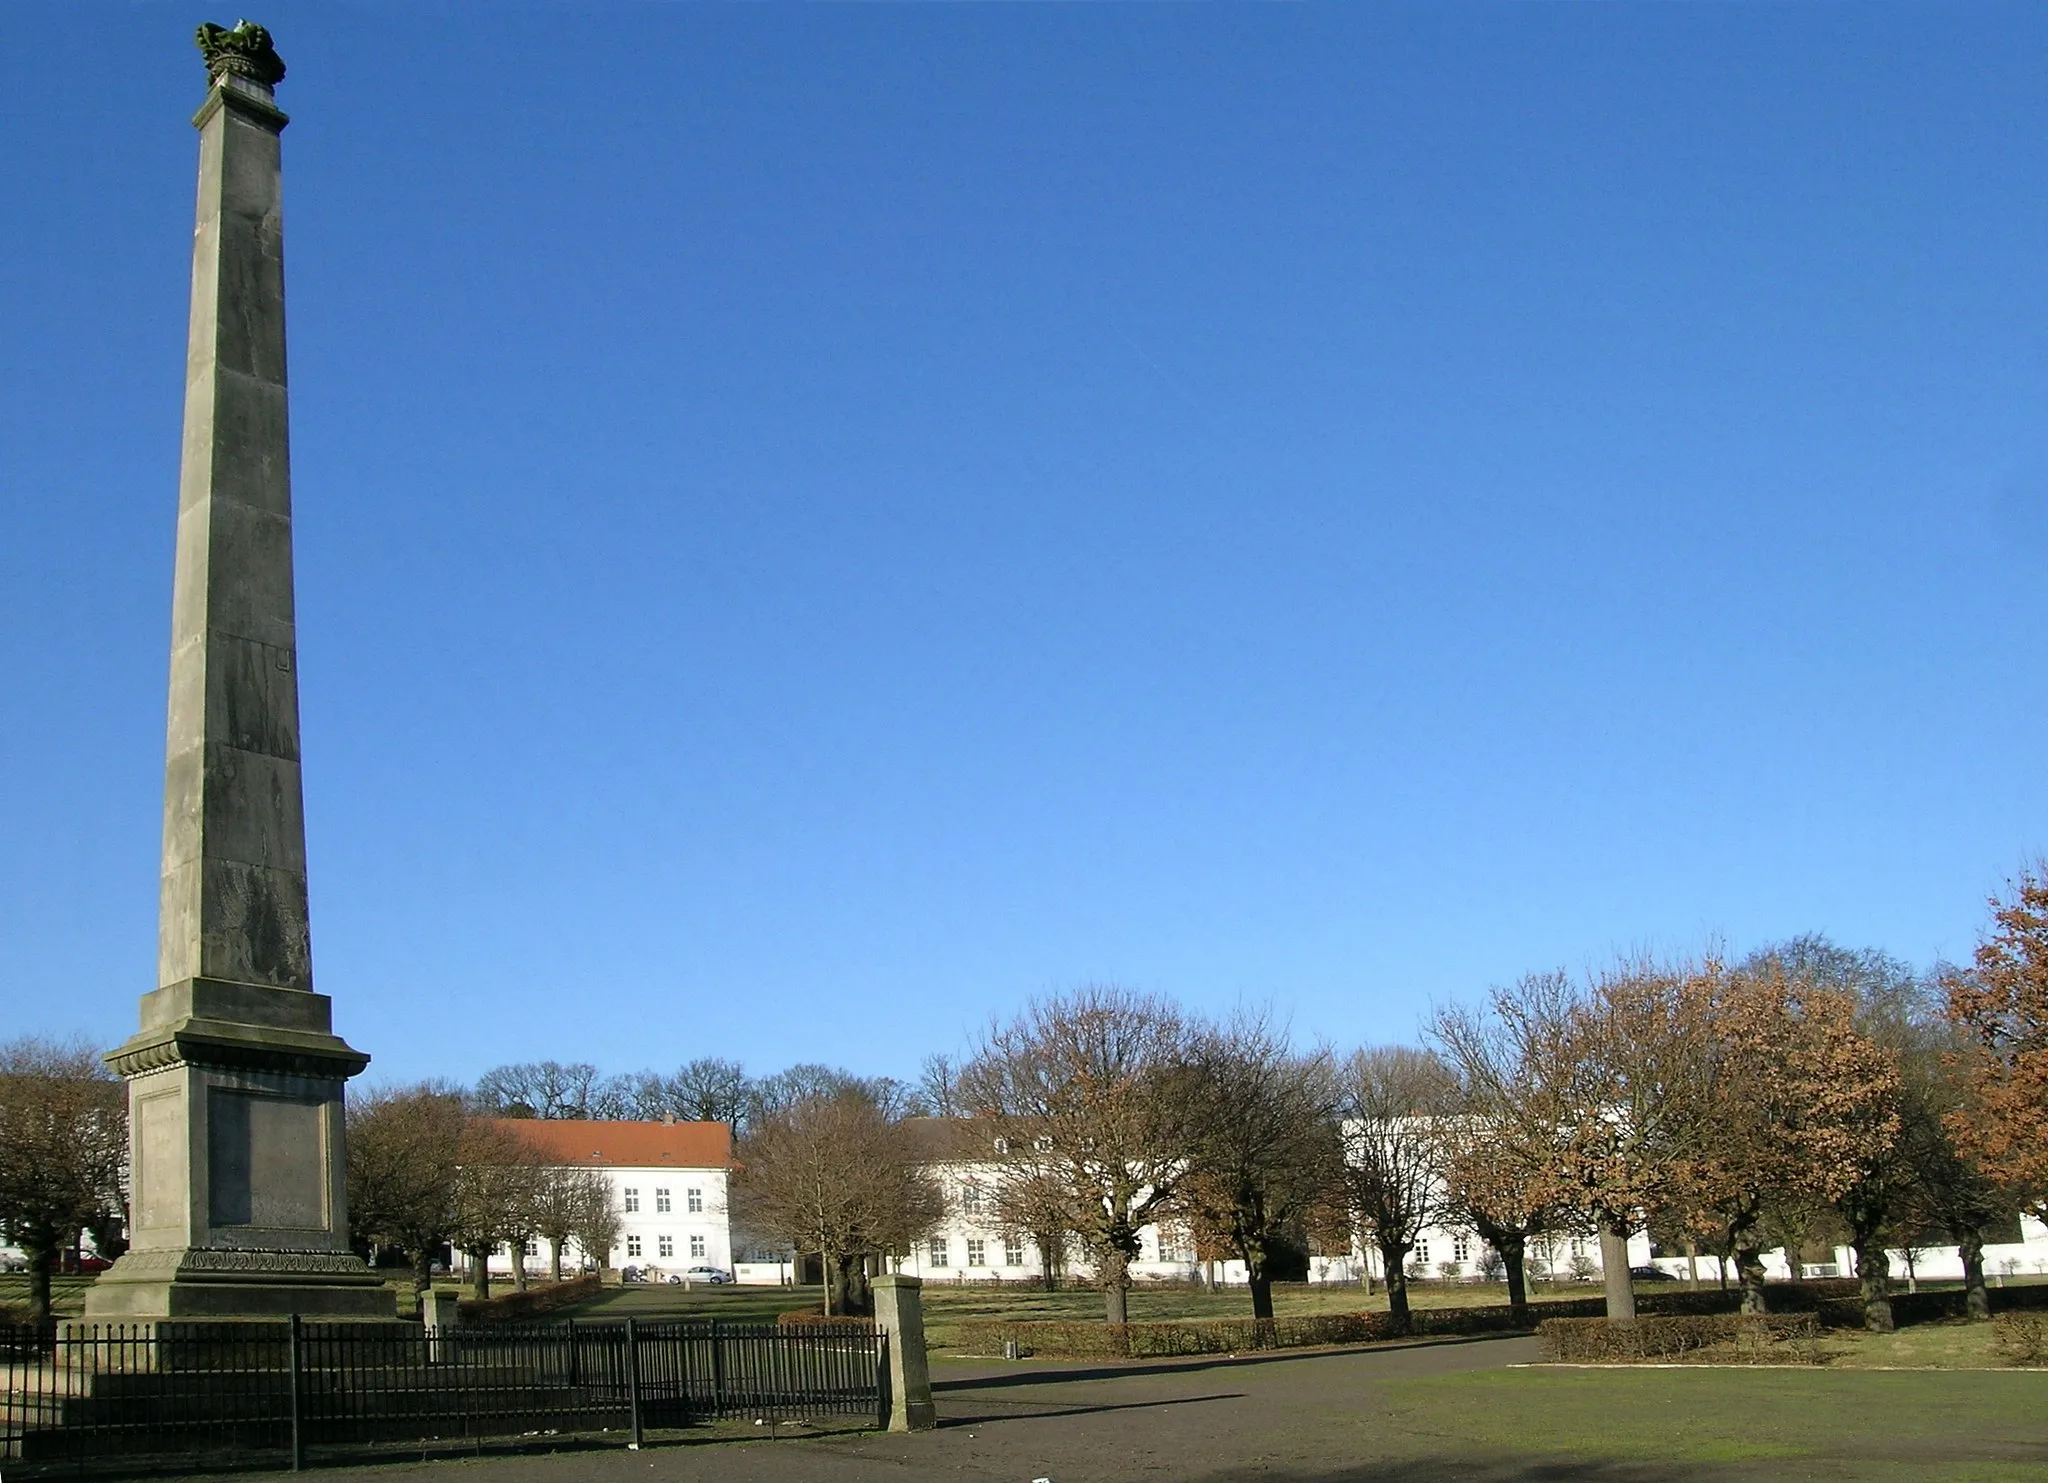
[{"left": 5, "top": 4, "right": 2046, "bottom": 1089}]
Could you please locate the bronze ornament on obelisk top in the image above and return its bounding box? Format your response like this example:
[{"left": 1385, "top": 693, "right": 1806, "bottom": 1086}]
[{"left": 85, "top": 22, "right": 393, "bottom": 1321}]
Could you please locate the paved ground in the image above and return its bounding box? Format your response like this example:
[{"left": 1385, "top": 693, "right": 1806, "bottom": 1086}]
[{"left": 186, "top": 1335, "right": 2048, "bottom": 1483}]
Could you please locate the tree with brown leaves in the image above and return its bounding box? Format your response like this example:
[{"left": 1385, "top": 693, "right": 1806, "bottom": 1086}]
[
  {"left": 731, "top": 1086, "right": 943, "bottom": 1316},
  {"left": 1339, "top": 1046, "right": 1460, "bottom": 1333},
  {"left": 1174, "top": 1013, "right": 1344, "bottom": 1320},
  {"left": 1685, "top": 969, "right": 1899, "bottom": 1314},
  {"left": 0, "top": 1039, "right": 126, "bottom": 1325},
  {"left": 347, "top": 1082, "right": 467, "bottom": 1293},
  {"left": 1945, "top": 870, "right": 2048, "bottom": 1211},
  {"left": 961, "top": 986, "right": 1196, "bottom": 1325},
  {"left": 1436, "top": 964, "right": 1720, "bottom": 1321}
]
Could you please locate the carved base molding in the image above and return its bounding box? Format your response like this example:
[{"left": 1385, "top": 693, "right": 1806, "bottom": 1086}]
[{"left": 85, "top": 1244, "right": 395, "bottom": 1321}]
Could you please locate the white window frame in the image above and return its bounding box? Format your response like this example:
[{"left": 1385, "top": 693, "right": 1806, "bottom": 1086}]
[
  {"left": 687, "top": 1187, "right": 703, "bottom": 1213},
  {"left": 655, "top": 1188, "right": 672, "bottom": 1214},
  {"left": 623, "top": 1188, "right": 640, "bottom": 1213}
]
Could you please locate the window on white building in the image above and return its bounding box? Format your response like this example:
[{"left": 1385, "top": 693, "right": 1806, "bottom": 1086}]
[
  {"left": 687, "top": 1188, "right": 703, "bottom": 1213},
  {"left": 658, "top": 1235, "right": 674, "bottom": 1258},
  {"left": 993, "top": 1137, "right": 1010, "bottom": 1155},
  {"left": 1453, "top": 1233, "right": 1470, "bottom": 1263},
  {"left": 966, "top": 1238, "right": 986, "bottom": 1267},
  {"left": 690, "top": 1235, "right": 706, "bottom": 1258},
  {"left": 656, "top": 1188, "right": 672, "bottom": 1214},
  {"left": 929, "top": 1237, "right": 949, "bottom": 1268},
  {"left": 1004, "top": 1239, "right": 1024, "bottom": 1268},
  {"left": 961, "top": 1182, "right": 985, "bottom": 1215},
  {"left": 626, "top": 1235, "right": 642, "bottom": 1258},
  {"left": 624, "top": 1188, "right": 640, "bottom": 1213},
  {"left": 1414, "top": 1239, "right": 1430, "bottom": 1265}
]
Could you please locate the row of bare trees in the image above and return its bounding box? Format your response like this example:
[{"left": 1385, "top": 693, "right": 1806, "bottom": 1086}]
[
  {"left": 729, "top": 876, "right": 2048, "bottom": 1332},
  {"left": 8, "top": 874, "right": 2043, "bottom": 1334},
  {"left": 469, "top": 1057, "right": 916, "bottom": 1134},
  {"left": 346, "top": 1086, "right": 619, "bottom": 1300}
]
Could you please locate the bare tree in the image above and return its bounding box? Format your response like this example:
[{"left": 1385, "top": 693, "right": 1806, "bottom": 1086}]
[
  {"left": 530, "top": 1165, "right": 614, "bottom": 1281},
  {"left": 0, "top": 1039, "right": 126, "bottom": 1325},
  {"left": 664, "top": 1058, "right": 754, "bottom": 1129},
  {"left": 1174, "top": 1012, "right": 1344, "bottom": 1319},
  {"left": 730, "top": 1087, "right": 944, "bottom": 1316},
  {"left": 347, "top": 1082, "right": 468, "bottom": 1293},
  {"left": 914, "top": 1054, "right": 964, "bottom": 1118},
  {"left": 960, "top": 986, "right": 1196, "bottom": 1325},
  {"left": 990, "top": 1170, "right": 1078, "bottom": 1291},
  {"left": 574, "top": 1175, "right": 623, "bottom": 1272},
  {"left": 472, "top": 1061, "right": 607, "bottom": 1120},
  {"left": 1339, "top": 1046, "right": 1459, "bottom": 1333},
  {"left": 446, "top": 1120, "right": 546, "bottom": 1301}
]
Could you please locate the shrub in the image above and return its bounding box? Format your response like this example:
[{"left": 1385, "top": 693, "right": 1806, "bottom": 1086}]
[
  {"left": 1538, "top": 1313, "right": 1820, "bottom": 1364},
  {"left": 456, "top": 1274, "right": 600, "bottom": 1324},
  {"left": 1993, "top": 1312, "right": 2048, "bottom": 1366}
]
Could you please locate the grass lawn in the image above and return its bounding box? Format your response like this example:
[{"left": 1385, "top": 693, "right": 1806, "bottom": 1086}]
[
  {"left": 0, "top": 1275, "right": 94, "bottom": 1321},
  {"left": 1380, "top": 1364, "right": 2048, "bottom": 1478}
]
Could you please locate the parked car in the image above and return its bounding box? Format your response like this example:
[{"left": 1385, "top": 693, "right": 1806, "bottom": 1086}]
[
  {"left": 1630, "top": 1265, "right": 1678, "bottom": 1282},
  {"left": 683, "top": 1266, "right": 732, "bottom": 1285}
]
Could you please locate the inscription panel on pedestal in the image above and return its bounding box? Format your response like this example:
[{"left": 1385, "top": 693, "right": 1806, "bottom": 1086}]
[
  {"left": 208, "top": 1089, "right": 327, "bottom": 1229},
  {"left": 136, "top": 1088, "right": 187, "bottom": 1232}
]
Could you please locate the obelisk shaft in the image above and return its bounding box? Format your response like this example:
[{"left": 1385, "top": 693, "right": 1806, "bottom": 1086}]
[
  {"left": 161, "top": 71, "right": 311, "bottom": 996},
  {"left": 87, "top": 26, "right": 389, "bottom": 1322}
]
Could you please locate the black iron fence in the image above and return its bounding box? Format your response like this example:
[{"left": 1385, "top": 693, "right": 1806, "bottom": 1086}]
[{"left": 0, "top": 1317, "right": 886, "bottom": 1477}]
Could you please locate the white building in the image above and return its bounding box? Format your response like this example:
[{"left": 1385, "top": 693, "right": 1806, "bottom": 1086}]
[{"left": 471, "top": 1119, "right": 734, "bottom": 1282}]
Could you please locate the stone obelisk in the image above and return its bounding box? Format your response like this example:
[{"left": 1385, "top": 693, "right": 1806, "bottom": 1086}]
[{"left": 86, "top": 22, "right": 391, "bottom": 1321}]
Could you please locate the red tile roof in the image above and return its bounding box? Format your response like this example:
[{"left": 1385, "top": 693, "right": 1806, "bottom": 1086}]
[{"left": 489, "top": 1119, "right": 731, "bottom": 1170}]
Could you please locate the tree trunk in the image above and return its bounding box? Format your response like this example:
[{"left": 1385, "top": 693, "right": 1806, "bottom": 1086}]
[
  {"left": 548, "top": 1238, "right": 565, "bottom": 1284},
  {"left": 1247, "top": 1259, "right": 1275, "bottom": 1321},
  {"left": 509, "top": 1241, "right": 530, "bottom": 1293},
  {"left": 821, "top": 1249, "right": 836, "bottom": 1316},
  {"left": 1598, "top": 1224, "right": 1636, "bottom": 1321},
  {"left": 834, "top": 1253, "right": 874, "bottom": 1317},
  {"left": 25, "top": 1241, "right": 55, "bottom": 1328},
  {"left": 1498, "top": 1233, "right": 1529, "bottom": 1320},
  {"left": 1684, "top": 1238, "right": 1700, "bottom": 1291},
  {"left": 1734, "top": 1246, "right": 1767, "bottom": 1315},
  {"left": 467, "top": 1246, "right": 491, "bottom": 1302},
  {"left": 1378, "top": 1238, "right": 1412, "bottom": 1334},
  {"left": 1851, "top": 1235, "right": 1893, "bottom": 1332},
  {"left": 411, "top": 1247, "right": 433, "bottom": 1296},
  {"left": 1103, "top": 1244, "right": 1131, "bottom": 1326},
  {"left": 1960, "top": 1229, "right": 1990, "bottom": 1321}
]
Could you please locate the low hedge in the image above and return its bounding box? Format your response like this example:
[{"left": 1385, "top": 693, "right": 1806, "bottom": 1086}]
[
  {"left": 954, "top": 1311, "right": 1394, "bottom": 1359},
  {"left": 1538, "top": 1313, "right": 1820, "bottom": 1364},
  {"left": 775, "top": 1310, "right": 881, "bottom": 1330},
  {"left": 457, "top": 1274, "right": 601, "bottom": 1324},
  {"left": 1993, "top": 1311, "right": 2048, "bottom": 1366}
]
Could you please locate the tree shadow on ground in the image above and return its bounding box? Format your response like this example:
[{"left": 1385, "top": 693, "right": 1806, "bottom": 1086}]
[
  {"left": 1199, "top": 1462, "right": 1710, "bottom": 1483},
  {"left": 937, "top": 1390, "right": 1245, "bottom": 1427},
  {"left": 934, "top": 1333, "right": 1531, "bottom": 1392}
]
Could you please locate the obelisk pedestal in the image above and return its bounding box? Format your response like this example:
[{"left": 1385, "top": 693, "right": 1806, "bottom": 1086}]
[{"left": 85, "top": 23, "right": 391, "bottom": 1323}]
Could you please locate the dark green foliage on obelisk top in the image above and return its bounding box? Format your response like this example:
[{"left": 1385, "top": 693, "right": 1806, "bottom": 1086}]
[{"left": 196, "top": 20, "right": 286, "bottom": 86}]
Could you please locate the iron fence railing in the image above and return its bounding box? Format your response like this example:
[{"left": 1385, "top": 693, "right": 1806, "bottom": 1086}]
[{"left": 0, "top": 1316, "right": 886, "bottom": 1477}]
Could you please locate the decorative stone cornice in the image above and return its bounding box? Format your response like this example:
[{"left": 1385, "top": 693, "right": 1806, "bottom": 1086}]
[
  {"left": 106, "top": 1020, "right": 370, "bottom": 1080},
  {"left": 196, "top": 21, "right": 286, "bottom": 88}
]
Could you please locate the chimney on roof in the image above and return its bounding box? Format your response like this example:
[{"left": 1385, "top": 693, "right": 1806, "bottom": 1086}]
[{"left": 663, "top": 1111, "right": 676, "bottom": 1125}]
